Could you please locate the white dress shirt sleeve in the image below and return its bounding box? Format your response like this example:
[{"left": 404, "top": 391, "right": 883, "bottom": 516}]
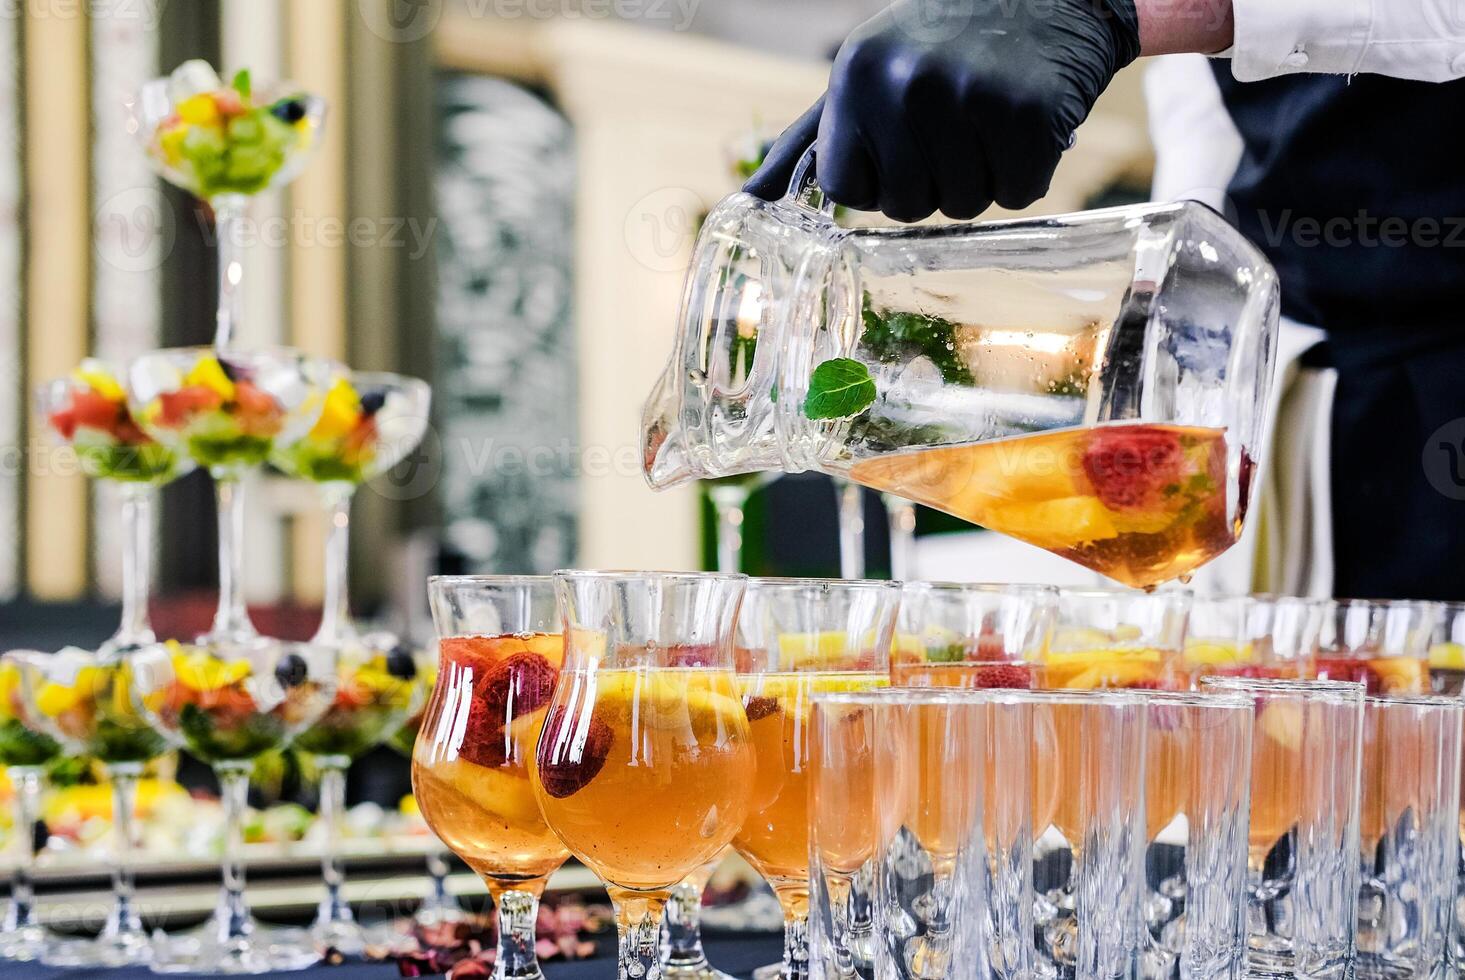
[
  {"left": 1225, "top": 0, "right": 1465, "bottom": 82},
  {"left": 1144, "top": 55, "right": 1243, "bottom": 211}
]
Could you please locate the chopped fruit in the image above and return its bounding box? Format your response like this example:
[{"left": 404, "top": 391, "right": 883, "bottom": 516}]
[
  {"left": 43, "top": 363, "right": 183, "bottom": 483},
  {"left": 434, "top": 634, "right": 564, "bottom": 771},
  {"left": 969, "top": 664, "right": 1036, "bottom": 689},
  {"left": 272, "top": 376, "right": 381, "bottom": 484},
  {"left": 986, "top": 497, "right": 1119, "bottom": 551},
  {"left": 1081, "top": 426, "right": 1186, "bottom": 512},
  {"left": 1430, "top": 642, "right": 1465, "bottom": 670},
  {"left": 139, "top": 354, "right": 290, "bottom": 470},
  {"left": 72, "top": 361, "right": 126, "bottom": 401},
  {"left": 311, "top": 379, "right": 363, "bottom": 441},
  {"left": 1258, "top": 700, "right": 1304, "bottom": 751},
  {"left": 480, "top": 653, "right": 558, "bottom": 721},
  {"left": 156, "top": 386, "right": 224, "bottom": 427},
  {"left": 184, "top": 355, "right": 236, "bottom": 400},
  {"left": 537, "top": 707, "right": 614, "bottom": 799},
  {"left": 173, "top": 647, "right": 252, "bottom": 691},
  {"left": 440, "top": 759, "right": 544, "bottom": 827},
  {"left": 1313, "top": 656, "right": 1426, "bottom": 695},
  {"left": 744, "top": 695, "right": 781, "bottom": 721},
  {"left": 1045, "top": 648, "right": 1165, "bottom": 690},
  {"left": 1184, "top": 641, "right": 1250, "bottom": 667}
]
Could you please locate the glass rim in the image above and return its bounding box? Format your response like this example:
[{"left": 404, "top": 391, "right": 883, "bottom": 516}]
[
  {"left": 746, "top": 576, "right": 900, "bottom": 592},
  {"left": 551, "top": 568, "right": 748, "bottom": 584},
  {"left": 812, "top": 688, "right": 1149, "bottom": 708},
  {"left": 429, "top": 573, "right": 555, "bottom": 589},
  {"left": 1132, "top": 689, "right": 1253, "bottom": 710},
  {"left": 899, "top": 581, "right": 1059, "bottom": 595},
  {"left": 1364, "top": 692, "right": 1465, "bottom": 709},
  {"left": 1200, "top": 676, "right": 1365, "bottom": 702},
  {"left": 1323, "top": 597, "right": 1439, "bottom": 616}
]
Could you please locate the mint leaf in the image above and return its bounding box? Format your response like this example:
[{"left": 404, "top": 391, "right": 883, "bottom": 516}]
[
  {"left": 804, "top": 358, "right": 876, "bottom": 420},
  {"left": 231, "top": 68, "right": 251, "bottom": 100}
]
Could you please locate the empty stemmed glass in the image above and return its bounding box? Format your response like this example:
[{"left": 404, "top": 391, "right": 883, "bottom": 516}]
[
  {"left": 534, "top": 571, "right": 755, "bottom": 980},
  {"left": 414, "top": 576, "right": 571, "bottom": 980},
  {"left": 4, "top": 648, "right": 170, "bottom": 967},
  {"left": 0, "top": 661, "right": 61, "bottom": 962},
  {"left": 131, "top": 639, "right": 336, "bottom": 973},
  {"left": 130, "top": 60, "right": 326, "bottom": 350},
  {"left": 36, "top": 361, "right": 194, "bottom": 653},
  {"left": 127, "top": 347, "right": 330, "bottom": 646},
  {"left": 732, "top": 578, "right": 900, "bottom": 980}
]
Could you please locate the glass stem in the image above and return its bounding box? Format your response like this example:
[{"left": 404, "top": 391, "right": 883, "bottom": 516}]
[
  {"left": 609, "top": 888, "right": 668, "bottom": 980},
  {"left": 4, "top": 766, "right": 42, "bottom": 935},
  {"left": 109, "top": 487, "right": 156, "bottom": 652},
  {"left": 662, "top": 881, "right": 713, "bottom": 971},
  {"left": 313, "top": 490, "right": 355, "bottom": 647},
  {"left": 707, "top": 484, "right": 751, "bottom": 574},
  {"left": 102, "top": 763, "right": 146, "bottom": 944},
  {"left": 316, "top": 760, "right": 353, "bottom": 928},
  {"left": 775, "top": 888, "right": 811, "bottom": 980},
  {"left": 211, "top": 477, "right": 255, "bottom": 643},
  {"left": 834, "top": 479, "right": 865, "bottom": 579},
  {"left": 420, "top": 844, "right": 456, "bottom": 920},
  {"left": 493, "top": 889, "right": 543, "bottom": 980},
  {"left": 881, "top": 493, "right": 917, "bottom": 581},
  {"left": 213, "top": 203, "right": 244, "bottom": 351},
  {"left": 823, "top": 873, "right": 857, "bottom": 979},
  {"left": 214, "top": 766, "right": 253, "bottom": 943}
]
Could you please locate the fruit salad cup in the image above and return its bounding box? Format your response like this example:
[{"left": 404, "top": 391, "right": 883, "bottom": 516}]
[
  {"left": 418, "top": 577, "right": 570, "bottom": 980},
  {"left": 732, "top": 578, "right": 900, "bottom": 980},
  {"left": 292, "top": 640, "right": 423, "bottom": 954},
  {"left": 270, "top": 370, "right": 431, "bottom": 649},
  {"left": 4, "top": 648, "right": 170, "bottom": 967},
  {"left": 128, "top": 347, "right": 330, "bottom": 646},
  {"left": 0, "top": 661, "right": 61, "bottom": 963},
  {"left": 37, "top": 362, "right": 194, "bottom": 653},
  {"left": 131, "top": 639, "right": 336, "bottom": 974},
  {"left": 131, "top": 61, "right": 326, "bottom": 350},
  {"left": 1312, "top": 598, "right": 1437, "bottom": 695}
]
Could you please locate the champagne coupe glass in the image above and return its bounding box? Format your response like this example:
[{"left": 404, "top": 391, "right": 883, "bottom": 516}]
[
  {"left": 536, "top": 571, "right": 755, "bottom": 980},
  {"left": 415, "top": 576, "right": 571, "bottom": 980},
  {"left": 887, "top": 581, "right": 1057, "bottom": 689},
  {"left": 271, "top": 368, "right": 430, "bottom": 952},
  {"left": 131, "top": 639, "right": 336, "bottom": 974},
  {"left": 1313, "top": 598, "right": 1438, "bottom": 695},
  {"left": 4, "top": 648, "right": 170, "bottom": 967},
  {"left": 734, "top": 578, "right": 900, "bottom": 980},
  {"left": 127, "top": 347, "right": 330, "bottom": 646},
  {"left": 1182, "top": 594, "right": 1324, "bottom": 684},
  {"left": 36, "top": 361, "right": 194, "bottom": 653},
  {"left": 0, "top": 660, "right": 61, "bottom": 962},
  {"left": 385, "top": 649, "right": 466, "bottom": 931},
  {"left": 129, "top": 60, "right": 326, "bottom": 350}
]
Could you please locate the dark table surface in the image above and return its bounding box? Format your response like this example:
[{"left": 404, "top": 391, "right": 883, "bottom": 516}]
[{"left": 6, "top": 935, "right": 784, "bottom": 979}]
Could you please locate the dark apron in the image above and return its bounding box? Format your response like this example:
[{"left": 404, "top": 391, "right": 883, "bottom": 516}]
[{"left": 1213, "top": 67, "right": 1465, "bottom": 600}]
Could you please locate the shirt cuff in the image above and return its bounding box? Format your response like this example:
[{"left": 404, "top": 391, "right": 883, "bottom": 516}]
[{"left": 1227, "top": 0, "right": 1371, "bottom": 80}]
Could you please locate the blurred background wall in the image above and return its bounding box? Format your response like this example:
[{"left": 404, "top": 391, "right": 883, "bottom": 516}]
[{"left": 0, "top": 0, "right": 1155, "bottom": 647}]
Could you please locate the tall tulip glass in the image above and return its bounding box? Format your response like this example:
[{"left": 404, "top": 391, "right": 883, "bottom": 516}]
[
  {"left": 733, "top": 577, "right": 900, "bottom": 980},
  {"left": 128, "top": 347, "right": 330, "bottom": 646},
  {"left": 5, "top": 648, "right": 169, "bottom": 968},
  {"left": 535, "top": 571, "right": 755, "bottom": 980}
]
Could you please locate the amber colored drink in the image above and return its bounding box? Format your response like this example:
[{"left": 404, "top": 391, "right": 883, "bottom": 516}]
[
  {"left": 733, "top": 672, "right": 885, "bottom": 901},
  {"left": 1246, "top": 698, "right": 1305, "bottom": 866},
  {"left": 1314, "top": 655, "right": 1427, "bottom": 695},
  {"left": 890, "top": 661, "right": 1040, "bottom": 690},
  {"left": 850, "top": 423, "right": 1240, "bottom": 589},
  {"left": 810, "top": 701, "right": 879, "bottom": 876},
  {"left": 1042, "top": 646, "right": 1180, "bottom": 691},
  {"left": 412, "top": 633, "right": 570, "bottom": 893},
  {"left": 533, "top": 667, "right": 754, "bottom": 892}
]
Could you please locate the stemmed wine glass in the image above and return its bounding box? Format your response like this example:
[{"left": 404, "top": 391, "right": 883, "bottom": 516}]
[
  {"left": 129, "top": 60, "right": 326, "bottom": 350},
  {"left": 131, "top": 639, "right": 336, "bottom": 974},
  {"left": 0, "top": 661, "right": 61, "bottom": 962},
  {"left": 880, "top": 495, "right": 917, "bottom": 581},
  {"left": 534, "top": 571, "right": 755, "bottom": 980},
  {"left": 4, "top": 648, "right": 170, "bottom": 967},
  {"left": 127, "top": 347, "right": 330, "bottom": 646},
  {"left": 36, "top": 361, "right": 194, "bottom": 653},
  {"left": 270, "top": 368, "right": 431, "bottom": 951}
]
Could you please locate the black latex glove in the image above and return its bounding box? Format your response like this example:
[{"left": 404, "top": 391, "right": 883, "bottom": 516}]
[{"left": 745, "top": 0, "right": 1140, "bottom": 222}]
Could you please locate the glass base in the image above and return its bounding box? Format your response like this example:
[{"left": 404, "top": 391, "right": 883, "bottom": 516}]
[
  {"left": 0, "top": 923, "right": 50, "bottom": 962},
  {"left": 665, "top": 967, "right": 739, "bottom": 980},
  {"left": 753, "top": 964, "right": 781, "bottom": 980},
  {"left": 41, "top": 929, "right": 153, "bottom": 968},
  {"left": 309, "top": 915, "right": 365, "bottom": 958},
  {"left": 149, "top": 917, "right": 318, "bottom": 975}
]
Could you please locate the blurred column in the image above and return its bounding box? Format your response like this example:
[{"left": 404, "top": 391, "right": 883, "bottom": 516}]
[
  {"left": 286, "top": 0, "right": 350, "bottom": 606},
  {"left": 221, "top": 0, "right": 289, "bottom": 607},
  {"left": 0, "top": 12, "right": 20, "bottom": 599},
  {"left": 23, "top": 2, "right": 91, "bottom": 600},
  {"left": 90, "top": 3, "right": 163, "bottom": 600}
]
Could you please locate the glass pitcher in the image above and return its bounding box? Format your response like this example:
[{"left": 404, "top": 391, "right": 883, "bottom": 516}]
[{"left": 642, "top": 153, "right": 1280, "bottom": 589}]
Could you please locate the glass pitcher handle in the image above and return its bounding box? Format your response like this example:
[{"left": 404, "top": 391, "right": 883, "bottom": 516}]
[{"left": 785, "top": 146, "right": 837, "bottom": 217}]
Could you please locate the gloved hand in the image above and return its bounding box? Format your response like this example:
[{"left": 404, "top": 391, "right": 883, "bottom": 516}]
[{"left": 745, "top": 0, "right": 1141, "bottom": 222}]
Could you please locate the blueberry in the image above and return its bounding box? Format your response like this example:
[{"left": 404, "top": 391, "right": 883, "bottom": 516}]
[
  {"left": 386, "top": 644, "right": 417, "bottom": 680},
  {"left": 358, "top": 389, "right": 388, "bottom": 416},
  {"left": 271, "top": 98, "right": 307, "bottom": 124},
  {"left": 217, "top": 357, "right": 241, "bottom": 381},
  {"left": 275, "top": 652, "right": 307, "bottom": 688}
]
